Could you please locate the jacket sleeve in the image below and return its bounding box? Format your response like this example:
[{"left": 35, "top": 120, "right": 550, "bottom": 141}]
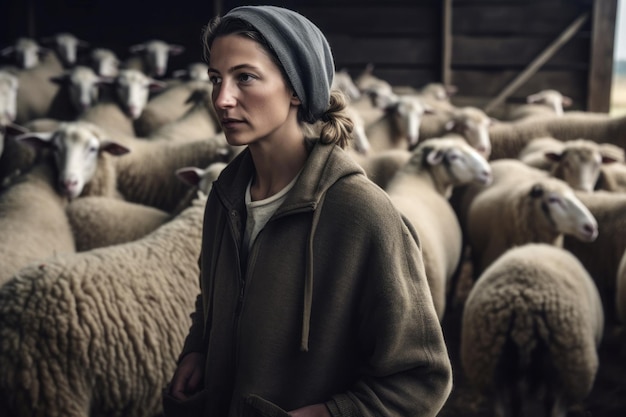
[
  {"left": 178, "top": 292, "right": 206, "bottom": 362},
  {"left": 325, "top": 214, "right": 453, "bottom": 417}
]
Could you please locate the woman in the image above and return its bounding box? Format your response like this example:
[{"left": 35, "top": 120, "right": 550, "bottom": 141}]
[{"left": 166, "top": 5, "right": 452, "bottom": 417}]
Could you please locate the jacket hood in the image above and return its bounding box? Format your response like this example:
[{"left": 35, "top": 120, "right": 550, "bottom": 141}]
[{"left": 213, "top": 140, "right": 365, "bottom": 351}]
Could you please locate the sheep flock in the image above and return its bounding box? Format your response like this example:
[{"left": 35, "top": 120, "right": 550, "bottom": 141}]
[{"left": 2, "top": 29, "right": 626, "bottom": 417}]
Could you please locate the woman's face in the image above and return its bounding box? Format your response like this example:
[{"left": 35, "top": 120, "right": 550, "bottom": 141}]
[{"left": 208, "top": 34, "right": 301, "bottom": 147}]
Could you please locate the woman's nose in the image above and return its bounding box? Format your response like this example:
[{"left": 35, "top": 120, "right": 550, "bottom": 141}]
[{"left": 213, "top": 83, "right": 236, "bottom": 109}]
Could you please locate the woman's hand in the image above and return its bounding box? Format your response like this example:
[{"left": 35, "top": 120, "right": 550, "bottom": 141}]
[
  {"left": 169, "top": 352, "right": 205, "bottom": 400},
  {"left": 289, "top": 404, "right": 331, "bottom": 417}
]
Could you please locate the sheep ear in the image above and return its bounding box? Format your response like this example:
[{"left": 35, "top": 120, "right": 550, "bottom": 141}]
[
  {"left": 601, "top": 155, "right": 619, "bottom": 164},
  {"left": 100, "top": 141, "right": 130, "bottom": 156},
  {"left": 529, "top": 184, "right": 544, "bottom": 198},
  {"left": 176, "top": 167, "right": 204, "bottom": 186},
  {"left": 426, "top": 148, "right": 444, "bottom": 166},
  {"left": 149, "top": 79, "right": 167, "bottom": 92},
  {"left": 15, "top": 131, "right": 55, "bottom": 148},
  {"left": 544, "top": 152, "right": 563, "bottom": 162}
]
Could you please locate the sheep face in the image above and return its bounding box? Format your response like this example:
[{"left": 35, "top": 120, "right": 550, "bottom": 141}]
[
  {"left": 526, "top": 89, "right": 572, "bottom": 116},
  {"left": 47, "top": 32, "right": 86, "bottom": 66},
  {"left": 6, "top": 37, "right": 41, "bottom": 69},
  {"left": 115, "top": 70, "right": 165, "bottom": 120},
  {"left": 51, "top": 66, "right": 102, "bottom": 114},
  {"left": 392, "top": 96, "right": 430, "bottom": 147},
  {"left": 528, "top": 181, "right": 598, "bottom": 242},
  {"left": 176, "top": 161, "right": 227, "bottom": 194},
  {"left": 547, "top": 143, "right": 605, "bottom": 192},
  {"left": 91, "top": 48, "right": 119, "bottom": 78},
  {"left": 447, "top": 107, "right": 492, "bottom": 158},
  {"left": 0, "top": 71, "right": 18, "bottom": 126},
  {"left": 422, "top": 138, "right": 492, "bottom": 187},
  {"left": 130, "top": 40, "right": 185, "bottom": 78}
]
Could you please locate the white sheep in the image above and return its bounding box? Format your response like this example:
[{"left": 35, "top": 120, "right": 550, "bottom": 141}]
[
  {"left": 16, "top": 121, "right": 130, "bottom": 199},
  {"left": 0, "top": 70, "right": 18, "bottom": 129},
  {"left": 124, "top": 39, "right": 185, "bottom": 78},
  {"left": 461, "top": 243, "right": 604, "bottom": 417},
  {"left": 41, "top": 32, "right": 89, "bottom": 67},
  {"left": 465, "top": 159, "right": 598, "bottom": 276},
  {"left": 506, "top": 89, "right": 573, "bottom": 121},
  {"left": 89, "top": 48, "right": 120, "bottom": 77},
  {"left": 563, "top": 190, "right": 626, "bottom": 324},
  {"left": 0, "top": 191, "right": 207, "bottom": 417},
  {"left": 595, "top": 161, "right": 626, "bottom": 192},
  {"left": 385, "top": 137, "right": 492, "bottom": 319},
  {"left": 518, "top": 137, "right": 623, "bottom": 192},
  {"left": 49, "top": 65, "right": 109, "bottom": 114},
  {"left": 0, "top": 159, "right": 75, "bottom": 286},
  {"left": 331, "top": 68, "right": 361, "bottom": 101},
  {"left": 0, "top": 37, "right": 45, "bottom": 69},
  {"left": 419, "top": 106, "right": 493, "bottom": 158},
  {"left": 489, "top": 112, "right": 626, "bottom": 160},
  {"left": 353, "top": 63, "right": 394, "bottom": 96}
]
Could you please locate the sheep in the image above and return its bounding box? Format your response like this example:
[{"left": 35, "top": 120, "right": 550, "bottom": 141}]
[
  {"left": 16, "top": 121, "right": 130, "bottom": 199},
  {"left": 518, "top": 137, "right": 623, "bottom": 192},
  {"left": 67, "top": 161, "right": 227, "bottom": 252},
  {"left": 488, "top": 112, "right": 626, "bottom": 160},
  {"left": 419, "top": 106, "right": 493, "bottom": 158},
  {"left": 134, "top": 79, "right": 214, "bottom": 137},
  {"left": 172, "top": 62, "right": 210, "bottom": 82},
  {"left": 89, "top": 48, "right": 120, "bottom": 77},
  {"left": 114, "top": 134, "right": 231, "bottom": 212},
  {"left": 353, "top": 63, "right": 393, "bottom": 96},
  {"left": 595, "top": 161, "right": 626, "bottom": 192},
  {"left": 505, "top": 89, "right": 573, "bottom": 121},
  {"left": 49, "top": 65, "right": 109, "bottom": 114},
  {"left": 124, "top": 39, "right": 185, "bottom": 78},
  {"left": 0, "top": 159, "right": 76, "bottom": 286},
  {"left": 331, "top": 68, "right": 361, "bottom": 101},
  {"left": 0, "top": 123, "right": 38, "bottom": 187},
  {"left": 465, "top": 159, "right": 598, "bottom": 276},
  {"left": 385, "top": 137, "right": 492, "bottom": 319},
  {"left": 0, "top": 37, "right": 46, "bottom": 69},
  {"left": 364, "top": 92, "right": 433, "bottom": 152},
  {"left": 146, "top": 90, "right": 221, "bottom": 143},
  {"left": 461, "top": 243, "right": 604, "bottom": 417},
  {"left": 0, "top": 191, "right": 207, "bottom": 417},
  {"left": 40, "top": 32, "right": 89, "bottom": 67},
  {"left": 396, "top": 82, "right": 458, "bottom": 113},
  {"left": 563, "top": 190, "right": 626, "bottom": 324}
]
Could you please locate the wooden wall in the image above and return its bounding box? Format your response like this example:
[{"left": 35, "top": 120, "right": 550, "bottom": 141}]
[{"left": 1, "top": 0, "right": 618, "bottom": 114}]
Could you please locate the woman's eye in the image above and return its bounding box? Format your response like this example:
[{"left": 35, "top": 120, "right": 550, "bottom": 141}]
[
  {"left": 209, "top": 76, "right": 221, "bottom": 85},
  {"left": 238, "top": 73, "right": 255, "bottom": 83}
]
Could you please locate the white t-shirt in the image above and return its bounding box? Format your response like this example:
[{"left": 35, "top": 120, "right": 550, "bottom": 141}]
[{"left": 243, "top": 173, "right": 301, "bottom": 251}]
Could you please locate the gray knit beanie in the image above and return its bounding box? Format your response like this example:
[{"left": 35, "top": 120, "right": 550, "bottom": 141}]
[{"left": 222, "top": 5, "right": 334, "bottom": 123}]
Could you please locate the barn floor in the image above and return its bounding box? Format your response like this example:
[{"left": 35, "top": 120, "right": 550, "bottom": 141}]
[{"left": 437, "top": 251, "right": 626, "bottom": 417}]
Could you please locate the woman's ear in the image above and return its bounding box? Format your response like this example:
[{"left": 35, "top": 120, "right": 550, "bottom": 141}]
[{"left": 290, "top": 91, "right": 301, "bottom": 105}]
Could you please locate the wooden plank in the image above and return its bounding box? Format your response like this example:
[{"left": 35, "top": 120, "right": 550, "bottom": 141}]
[
  {"left": 452, "top": 36, "right": 590, "bottom": 68},
  {"left": 298, "top": 6, "right": 438, "bottom": 36},
  {"left": 328, "top": 35, "right": 437, "bottom": 66},
  {"left": 587, "top": 0, "right": 618, "bottom": 112},
  {"left": 442, "top": 0, "right": 452, "bottom": 85},
  {"left": 452, "top": 4, "right": 585, "bottom": 35},
  {"left": 452, "top": 69, "right": 587, "bottom": 101},
  {"left": 483, "top": 12, "right": 589, "bottom": 113}
]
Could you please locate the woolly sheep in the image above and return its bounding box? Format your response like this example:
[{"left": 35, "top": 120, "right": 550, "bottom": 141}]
[
  {"left": 0, "top": 160, "right": 75, "bottom": 286},
  {"left": 563, "top": 190, "right": 626, "bottom": 323},
  {"left": 49, "top": 65, "right": 109, "bottom": 114},
  {"left": 114, "top": 134, "right": 231, "bottom": 212},
  {"left": 385, "top": 137, "right": 492, "bottom": 319},
  {"left": 489, "top": 112, "right": 626, "bottom": 160},
  {"left": 506, "top": 89, "right": 573, "bottom": 121},
  {"left": 0, "top": 37, "right": 45, "bottom": 69},
  {"left": 67, "top": 161, "right": 226, "bottom": 252},
  {"left": 16, "top": 121, "right": 130, "bottom": 199},
  {"left": 134, "top": 79, "right": 214, "bottom": 137},
  {"left": 518, "top": 137, "right": 623, "bottom": 192},
  {"left": 124, "top": 39, "right": 185, "bottom": 78},
  {"left": 465, "top": 159, "right": 598, "bottom": 276},
  {"left": 0, "top": 191, "right": 207, "bottom": 417},
  {"left": 364, "top": 92, "right": 433, "bottom": 152},
  {"left": 332, "top": 68, "right": 361, "bottom": 101},
  {"left": 461, "top": 243, "right": 604, "bottom": 417},
  {"left": 41, "top": 32, "right": 89, "bottom": 67},
  {"left": 0, "top": 70, "right": 18, "bottom": 128},
  {"left": 595, "top": 161, "right": 626, "bottom": 192},
  {"left": 89, "top": 48, "right": 120, "bottom": 77},
  {"left": 353, "top": 63, "right": 393, "bottom": 96},
  {"left": 419, "top": 106, "right": 493, "bottom": 158}
]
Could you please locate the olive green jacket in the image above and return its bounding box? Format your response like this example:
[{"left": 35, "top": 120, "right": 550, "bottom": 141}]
[{"left": 180, "top": 140, "right": 452, "bottom": 416}]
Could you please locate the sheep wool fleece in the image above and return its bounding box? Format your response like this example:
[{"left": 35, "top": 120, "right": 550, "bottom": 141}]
[{"left": 180, "top": 140, "right": 453, "bottom": 416}]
